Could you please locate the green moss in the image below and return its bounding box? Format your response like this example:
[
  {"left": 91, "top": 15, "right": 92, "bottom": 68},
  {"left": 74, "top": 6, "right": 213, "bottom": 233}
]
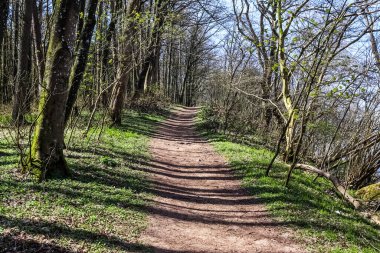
[{"left": 356, "top": 183, "right": 380, "bottom": 201}]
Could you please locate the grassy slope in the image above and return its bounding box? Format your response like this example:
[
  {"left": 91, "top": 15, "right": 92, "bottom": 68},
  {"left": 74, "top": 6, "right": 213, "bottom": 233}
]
[
  {"left": 197, "top": 128, "right": 380, "bottom": 253},
  {"left": 0, "top": 111, "right": 164, "bottom": 252}
]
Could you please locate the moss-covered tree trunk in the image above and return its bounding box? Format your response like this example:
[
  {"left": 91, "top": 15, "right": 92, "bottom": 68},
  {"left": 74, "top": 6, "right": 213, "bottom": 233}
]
[
  {"left": 276, "top": 0, "right": 295, "bottom": 162},
  {"left": 25, "top": 0, "right": 80, "bottom": 180}
]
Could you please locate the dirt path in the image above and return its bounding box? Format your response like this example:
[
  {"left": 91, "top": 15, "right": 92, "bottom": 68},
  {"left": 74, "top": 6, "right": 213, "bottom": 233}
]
[{"left": 139, "top": 107, "right": 305, "bottom": 253}]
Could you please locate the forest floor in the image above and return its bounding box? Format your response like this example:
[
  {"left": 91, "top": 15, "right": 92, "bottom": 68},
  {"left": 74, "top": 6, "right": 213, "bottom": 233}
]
[{"left": 138, "top": 107, "right": 304, "bottom": 253}]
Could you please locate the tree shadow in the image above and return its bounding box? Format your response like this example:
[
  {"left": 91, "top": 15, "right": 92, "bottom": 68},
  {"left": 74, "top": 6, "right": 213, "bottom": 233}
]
[
  {"left": 140, "top": 107, "right": 380, "bottom": 252},
  {"left": 0, "top": 110, "right": 166, "bottom": 252},
  {"left": 111, "top": 111, "right": 164, "bottom": 137},
  {"left": 0, "top": 233, "right": 73, "bottom": 253},
  {"left": 0, "top": 215, "right": 148, "bottom": 253},
  {"left": 227, "top": 153, "right": 380, "bottom": 248}
]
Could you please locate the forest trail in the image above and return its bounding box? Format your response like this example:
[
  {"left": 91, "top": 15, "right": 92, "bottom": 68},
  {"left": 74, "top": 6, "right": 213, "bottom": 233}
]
[{"left": 139, "top": 107, "right": 304, "bottom": 253}]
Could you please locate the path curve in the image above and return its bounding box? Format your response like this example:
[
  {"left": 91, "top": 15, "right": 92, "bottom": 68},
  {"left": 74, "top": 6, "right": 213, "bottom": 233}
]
[{"left": 139, "top": 107, "right": 305, "bottom": 253}]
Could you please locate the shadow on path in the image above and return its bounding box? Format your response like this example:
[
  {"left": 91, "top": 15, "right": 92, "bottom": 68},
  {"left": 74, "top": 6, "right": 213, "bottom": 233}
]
[{"left": 139, "top": 107, "right": 304, "bottom": 253}]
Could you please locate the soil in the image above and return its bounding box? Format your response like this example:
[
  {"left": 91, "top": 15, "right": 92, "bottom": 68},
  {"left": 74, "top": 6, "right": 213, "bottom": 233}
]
[{"left": 139, "top": 107, "right": 305, "bottom": 253}]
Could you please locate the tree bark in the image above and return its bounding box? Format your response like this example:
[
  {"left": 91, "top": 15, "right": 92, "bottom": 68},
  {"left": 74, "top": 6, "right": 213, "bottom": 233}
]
[
  {"left": 276, "top": 0, "right": 295, "bottom": 162},
  {"left": 101, "top": 0, "right": 120, "bottom": 107},
  {"left": 64, "top": 0, "right": 99, "bottom": 126},
  {"left": 12, "top": 0, "right": 33, "bottom": 125},
  {"left": 0, "top": 0, "right": 9, "bottom": 103},
  {"left": 32, "top": 0, "right": 45, "bottom": 94},
  {"left": 0, "top": 0, "right": 9, "bottom": 49},
  {"left": 25, "top": 0, "right": 80, "bottom": 181},
  {"left": 12, "top": 1, "right": 19, "bottom": 80}
]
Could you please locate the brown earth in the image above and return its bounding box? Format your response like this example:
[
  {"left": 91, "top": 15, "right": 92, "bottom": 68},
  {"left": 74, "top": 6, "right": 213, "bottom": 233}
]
[{"left": 139, "top": 107, "right": 305, "bottom": 253}]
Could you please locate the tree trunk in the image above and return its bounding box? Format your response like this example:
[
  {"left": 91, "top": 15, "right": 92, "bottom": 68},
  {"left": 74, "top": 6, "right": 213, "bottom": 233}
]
[
  {"left": 13, "top": 0, "right": 19, "bottom": 80},
  {"left": 12, "top": 0, "right": 33, "bottom": 125},
  {"left": 0, "top": 0, "right": 9, "bottom": 103},
  {"left": 64, "top": 0, "right": 99, "bottom": 126},
  {"left": 101, "top": 0, "right": 120, "bottom": 107},
  {"left": 25, "top": 0, "right": 80, "bottom": 181},
  {"left": 109, "top": 0, "right": 141, "bottom": 124},
  {"left": 110, "top": 72, "right": 129, "bottom": 125},
  {"left": 0, "top": 0, "right": 9, "bottom": 49},
  {"left": 135, "top": 0, "right": 166, "bottom": 98},
  {"left": 32, "top": 0, "right": 45, "bottom": 94},
  {"left": 276, "top": 0, "right": 295, "bottom": 162}
]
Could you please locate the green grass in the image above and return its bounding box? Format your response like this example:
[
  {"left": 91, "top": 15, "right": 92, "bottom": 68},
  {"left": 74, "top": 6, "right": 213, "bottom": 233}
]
[
  {"left": 197, "top": 129, "right": 380, "bottom": 253},
  {"left": 0, "top": 110, "right": 165, "bottom": 252}
]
